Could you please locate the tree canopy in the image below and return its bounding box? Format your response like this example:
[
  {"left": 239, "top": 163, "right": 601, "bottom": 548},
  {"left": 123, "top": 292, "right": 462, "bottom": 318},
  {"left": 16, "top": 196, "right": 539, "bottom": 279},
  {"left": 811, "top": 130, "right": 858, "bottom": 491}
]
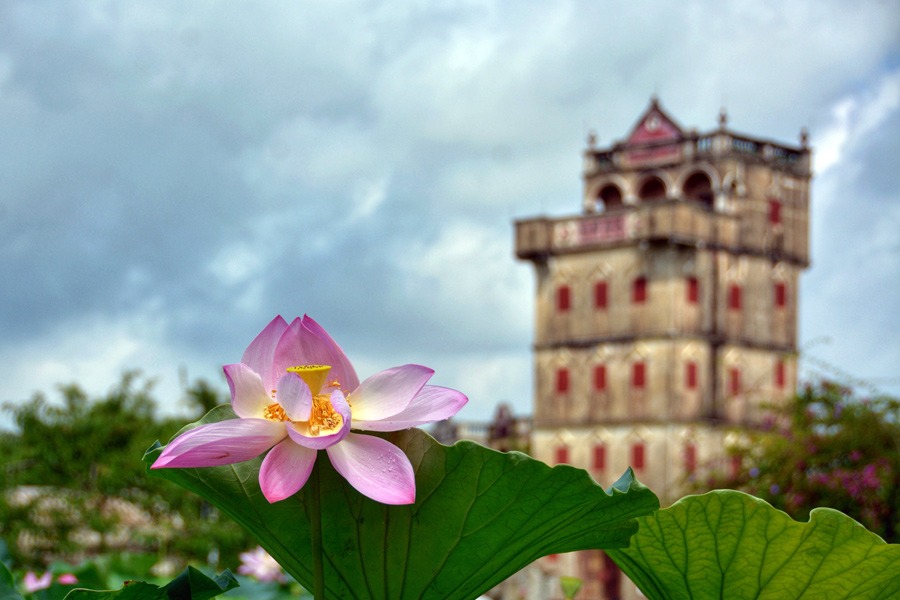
[
  {"left": 706, "top": 381, "right": 900, "bottom": 542},
  {"left": 0, "top": 372, "right": 256, "bottom": 570}
]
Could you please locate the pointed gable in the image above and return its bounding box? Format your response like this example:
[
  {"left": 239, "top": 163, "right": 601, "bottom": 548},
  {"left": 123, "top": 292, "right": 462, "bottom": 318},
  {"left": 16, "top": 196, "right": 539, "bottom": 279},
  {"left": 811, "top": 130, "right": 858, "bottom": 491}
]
[{"left": 625, "top": 97, "right": 683, "bottom": 146}]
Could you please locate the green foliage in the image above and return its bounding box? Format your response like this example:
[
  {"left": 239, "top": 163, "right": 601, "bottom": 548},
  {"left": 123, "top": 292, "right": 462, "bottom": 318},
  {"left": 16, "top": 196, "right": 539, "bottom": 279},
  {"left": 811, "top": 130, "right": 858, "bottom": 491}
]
[
  {"left": 0, "top": 562, "right": 21, "bottom": 600},
  {"left": 706, "top": 382, "right": 900, "bottom": 542},
  {"left": 0, "top": 374, "right": 255, "bottom": 570},
  {"left": 144, "top": 405, "right": 660, "bottom": 600},
  {"left": 608, "top": 490, "right": 900, "bottom": 600}
]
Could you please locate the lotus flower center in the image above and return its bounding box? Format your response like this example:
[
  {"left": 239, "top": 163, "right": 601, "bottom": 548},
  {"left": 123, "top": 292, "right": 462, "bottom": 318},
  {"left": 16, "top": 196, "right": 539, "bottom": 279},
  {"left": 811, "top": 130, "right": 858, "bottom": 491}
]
[{"left": 285, "top": 364, "right": 344, "bottom": 436}]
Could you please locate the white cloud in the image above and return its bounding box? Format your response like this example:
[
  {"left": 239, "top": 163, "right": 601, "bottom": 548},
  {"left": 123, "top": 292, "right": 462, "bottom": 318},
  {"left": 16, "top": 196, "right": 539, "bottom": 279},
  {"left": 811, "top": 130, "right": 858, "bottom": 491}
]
[
  {"left": 814, "top": 72, "right": 900, "bottom": 176},
  {"left": 0, "top": 312, "right": 207, "bottom": 428}
]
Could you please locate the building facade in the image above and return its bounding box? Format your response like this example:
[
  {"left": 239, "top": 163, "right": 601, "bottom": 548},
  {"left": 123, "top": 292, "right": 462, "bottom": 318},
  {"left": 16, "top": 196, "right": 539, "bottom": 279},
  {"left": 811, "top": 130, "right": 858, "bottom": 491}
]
[{"left": 514, "top": 98, "right": 811, "bottom": 599}]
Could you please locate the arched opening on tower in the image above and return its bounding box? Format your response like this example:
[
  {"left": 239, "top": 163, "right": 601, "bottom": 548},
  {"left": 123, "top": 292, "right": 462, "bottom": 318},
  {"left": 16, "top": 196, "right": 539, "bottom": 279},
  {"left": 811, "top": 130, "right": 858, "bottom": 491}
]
[
  {"left": 638, "top": 176, "right": 667, "bottom": 202},
  {"left": 596, "top": 184, "right": 624, "bottom": 211},
  {"left": 683, "top": 171, "right": 714, "bottom": 208}
]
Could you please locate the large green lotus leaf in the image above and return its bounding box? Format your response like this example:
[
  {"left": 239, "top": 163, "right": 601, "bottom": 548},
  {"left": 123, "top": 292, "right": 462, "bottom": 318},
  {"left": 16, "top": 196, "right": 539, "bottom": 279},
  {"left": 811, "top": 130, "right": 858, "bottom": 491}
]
[
  {"left": 144, "top": 406, "right": 659, "bottom": 600},
  {"left": 608, "top": 490, "right": 900, "bottom": 600}
]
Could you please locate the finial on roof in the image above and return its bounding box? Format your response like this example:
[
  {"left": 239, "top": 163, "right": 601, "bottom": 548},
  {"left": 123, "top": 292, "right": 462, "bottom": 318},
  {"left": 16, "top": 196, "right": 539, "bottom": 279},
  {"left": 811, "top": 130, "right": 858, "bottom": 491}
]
[
  {"left": 800, "top": 126, "right": 809, "bottom": 148},
  {"left": 650, "top": 94, "right": 660, "bottom": 108},
  {"left": 586, "top": 129, "right": 597, "bottom": 149},
  {"left": 718, "top": 107, "right": 728, "bottom": 129}
]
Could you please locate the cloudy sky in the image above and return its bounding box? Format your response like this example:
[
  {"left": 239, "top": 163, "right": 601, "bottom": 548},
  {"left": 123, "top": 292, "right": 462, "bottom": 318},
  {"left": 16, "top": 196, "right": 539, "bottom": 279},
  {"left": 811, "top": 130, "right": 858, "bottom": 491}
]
[{"left": 1, "top": 1, "right": 898, "bottom": 428}]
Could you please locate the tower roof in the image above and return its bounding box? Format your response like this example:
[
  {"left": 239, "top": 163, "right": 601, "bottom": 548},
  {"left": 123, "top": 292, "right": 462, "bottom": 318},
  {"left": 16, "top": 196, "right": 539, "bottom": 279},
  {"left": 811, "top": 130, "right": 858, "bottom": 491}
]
[{"left": 624, "top": 96, "right": 684, "bottom": 146}]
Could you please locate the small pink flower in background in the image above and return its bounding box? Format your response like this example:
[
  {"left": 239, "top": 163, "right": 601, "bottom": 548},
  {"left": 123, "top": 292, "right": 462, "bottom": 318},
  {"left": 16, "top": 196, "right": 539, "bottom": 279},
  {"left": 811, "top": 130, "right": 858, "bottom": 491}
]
[
  {"left": 57, "top": 573, "right": 78, "bottom": 585},
  {"left": 153, "top": 315, "right": 467, "bottom": 505},
  {"left": 22, "top": 571, "right": 52, "bottom": 592},
  {"left": 238, "top": 546, "right": 285, "bottom": 583}
]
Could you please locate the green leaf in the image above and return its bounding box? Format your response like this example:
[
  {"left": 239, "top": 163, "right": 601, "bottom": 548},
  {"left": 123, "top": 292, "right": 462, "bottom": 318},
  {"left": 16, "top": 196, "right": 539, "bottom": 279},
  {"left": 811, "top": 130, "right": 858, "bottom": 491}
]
[
  {"left": 63, "top": 567, "right": 238, "bottom": 600},
  {"left": 63, "top": 581, "right": 164, "bottom": 600},
  {"left": 0, "top": 561, "right": 25, "bottom": 600},
  {"left": 161, "top": 567, "right": 239, "bottom": 600},
  {"left": 144, "top": 406, "right": 659, "bottom": 600},
  {"left": 608, "top": 490, "right": 900, "bottom": 600}
]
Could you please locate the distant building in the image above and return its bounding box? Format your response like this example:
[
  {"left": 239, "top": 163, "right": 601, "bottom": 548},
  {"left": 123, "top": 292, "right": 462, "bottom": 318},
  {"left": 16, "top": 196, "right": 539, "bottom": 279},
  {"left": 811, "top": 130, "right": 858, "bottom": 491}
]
[
  {"left": 431, "top": 403, "right": 531, "bottom": 453},
  {"left": 514, "top": 98, "right": 811, "bottom": 600}
]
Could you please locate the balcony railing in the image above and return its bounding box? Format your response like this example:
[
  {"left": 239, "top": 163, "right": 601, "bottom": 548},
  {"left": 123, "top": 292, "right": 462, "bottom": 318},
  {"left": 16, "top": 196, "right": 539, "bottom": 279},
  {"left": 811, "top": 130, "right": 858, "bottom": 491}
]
[{"left": 515, "top": 201, "right": 807, "bottom": 265}]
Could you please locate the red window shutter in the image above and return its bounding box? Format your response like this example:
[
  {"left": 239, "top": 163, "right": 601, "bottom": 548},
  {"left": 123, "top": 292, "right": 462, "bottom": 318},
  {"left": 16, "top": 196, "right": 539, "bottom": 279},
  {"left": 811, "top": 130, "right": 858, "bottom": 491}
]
[
  {"left": 686, "top": 361, "right": 698, "bottom": 390},
  {"left": 631, "top": 443, "right": 645, "bottom": 470},
  {"left": 555, "top": 446, "right": 569, "bottom": 465},
  {"left": 593, "top": 444, "right": 606, "bottom": 471},
  {"left": 769, "top": 199, "right": 782, "bottom": 225},
  {"left": 556, "top": 368, "right": 570, "bottom": 393},
  {"left": 687, "top": 276, "right": 699, "bottom": 304},
  {"left": 594, "top": 281, "right": 608, "bottom": 309},
  {"left": 556, "top": 285, "right": 571, "bottom": 312},
  {"left": 593, "top": 365, "right": 607, "bottom": 391},
  {"left": 632, "top": 276, "right": 647, "bottom": 304},
  {"left": 729, "top": 367, "right": 741, "bottom": 395},
  {"left": 685, "top": 444, "right": 697, "bottom": 474},
  {"left": 774, "top": 282, "right": 787, "bottom": 308},
  {"left": 728, "top": 284, "right": 742, "bottom": 310},
  {"left": 632, "top": 362, "right": 646, "bottom": 389},
  {"left": 775, "top": 360, "right": 786, "bottom": 389}
]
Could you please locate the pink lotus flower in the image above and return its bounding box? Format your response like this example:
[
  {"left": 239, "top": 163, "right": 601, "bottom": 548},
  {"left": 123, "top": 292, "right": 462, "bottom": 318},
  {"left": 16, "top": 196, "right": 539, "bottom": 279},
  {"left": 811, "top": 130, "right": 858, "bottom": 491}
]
[
  {"left": 152, "top": 315, "right": 467, "bottom": 505},
  {"left": 56, "top": 573, "right": 79, "bottom": 585},
  {"left": 22, "top": 571, "right": 52, "bottom": 592},
  {"left": 238, "top": 546, "right": 286, "bottom": 583}
]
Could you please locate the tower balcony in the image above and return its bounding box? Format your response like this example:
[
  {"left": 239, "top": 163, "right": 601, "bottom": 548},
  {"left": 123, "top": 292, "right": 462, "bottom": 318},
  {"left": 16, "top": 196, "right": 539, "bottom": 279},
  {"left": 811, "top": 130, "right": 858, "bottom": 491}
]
[{"left": 515, "top": 200, "right": 808, "bottom": 266}]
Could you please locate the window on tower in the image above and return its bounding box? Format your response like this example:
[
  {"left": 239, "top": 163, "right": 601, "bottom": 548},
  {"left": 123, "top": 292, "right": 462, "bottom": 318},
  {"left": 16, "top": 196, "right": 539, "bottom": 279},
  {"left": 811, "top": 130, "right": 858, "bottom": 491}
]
[
  {"left": 592, "top": 444, "right": 606, "bottom": 471},
  {"left": 632, "top": 362, "right": 646, "bottom": 389},
  {"left": 774, "top": 282, "right": 787, "bottom": 308},
  {"left": 556, "top": 285, "right": 571, "bottom": 312},
  {"left": 686, "top": 361, "right": 698, "bottom": 390},
  {"left": 775, "top": 359, "right": 786, "bottom": 389},
  {"left": 597, "top": 184, "right": 624, "bottom": 211},
  {"left": 728, "top": 284, "right": 742, "bottom": 311},
  {"left": 593, "top": 364, "right": 607, "bottom": 391},
  {"left": 768, "top": 199, "right": 782, "bottom": 225},
  {"left": 638, "top": 176, "right": 667, "bottom": 202},
  {"left": 631, "top": 443, "right": 646, "bottom": 470},
  {"left": 686, "top": 276, "right": 699, "bottom": 304},
  {"left": 683, "top": 171, "right": 714, "bottom": 208},
  {"left": 729, "top": 367, "right": 741, "bottom": 395},
  {"left": 632, "top": 276, "right": 648, "bottom": 304},
  {"left": 685, "top": 444, "right": 697, "bottom": 475},
  {"left": 555, "top": 368, "right": 570, "bottom": 394},
  {"left": 555, "top": 446, "right": 569, "bottom": 465},
  {"left": 594, "top": 280, "right": 608, "bottom": 309}
]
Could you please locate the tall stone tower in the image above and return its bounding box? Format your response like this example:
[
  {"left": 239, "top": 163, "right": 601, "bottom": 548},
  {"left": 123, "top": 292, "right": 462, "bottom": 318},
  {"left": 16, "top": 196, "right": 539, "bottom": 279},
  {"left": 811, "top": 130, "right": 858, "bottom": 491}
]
[{"left": 514, "top": 98, "right": 811, "bottom": 599}]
